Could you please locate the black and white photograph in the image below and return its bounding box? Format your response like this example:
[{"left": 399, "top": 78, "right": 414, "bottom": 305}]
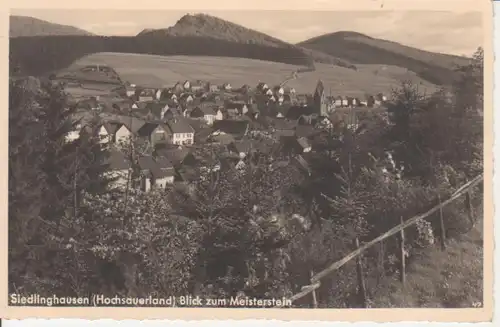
[{"left": 4, "top": 0, "right": 492, "bottom": 321}]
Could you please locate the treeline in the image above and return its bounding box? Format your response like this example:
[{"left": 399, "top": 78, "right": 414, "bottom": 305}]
[
  {"left": 8, "top": 49, "right": 483, "bottom": 307},
  {"left": 10, "top": 35, "right": 313, "bottom": 77}
]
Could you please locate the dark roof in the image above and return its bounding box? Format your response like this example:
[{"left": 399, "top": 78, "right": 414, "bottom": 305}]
[
  {"left": 230, "top": 140, "right": 254, "bottom": 154},
  {"left": 295, "top": 125, "right": 317, "bottom": 138},
  {"left": 285, "top": 105, "right": 314, "bottom": 120},
  {"left": 138, "top": 156, "right": 174, "bottom": 178},
  {"left": 166, "top": 118, "right": 195, "bottom": 134},
  {"left": 212, "top": 119, "right": 249, "bottom": 138},
  {"left": 294, "top": 154, "right": 312, "bottom": 175},
  {"left": 146, "top": 102, "right": 169, "bottom": 119},
  {"left": 107, "top": 149, "right": 130, "bottom": 171},
  {"left": 185, "top": 118, "right": 206, "bottom": 132},
  {"left": 314, "top": 80, "right": 325, "bottom": 97},
  {"left": 101, "top": 121, "right": 122, "bottom": 135},
  {"left": 113, "top": 115, "right": 147, "bottom": 134},
  {"left": 180, "top": 93, "right": 194, "bottom": 100},
  {"left": 210, "top": 133, "right": 235, "bottom": 145},
  {"left": 155, "top": 156, "right": 174, "bottom": 169},
  {"left": 137, "top": 122, "right": 169, "bottom": 137},
  {"left": 271, "top": 118, "right": 296, "bottom": 131},
  {"left": 155, "top": 144, "right": 192, "bottom": 166},
  {"left": 199, "top": 103, "right": 218, "bottom": 115}
]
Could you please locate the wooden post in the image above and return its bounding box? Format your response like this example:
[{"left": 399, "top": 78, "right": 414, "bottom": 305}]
[
  {"left": 354, "top": 237, "right": 368, "bottom": 308},
  {"left": 399, "top": 217, "right": 406, "bottom": 286},
  {"left": 465, "top": 189, "right": 475, "bottom": 226},
  {"left": 310, "top": 270, "right": 318, "bottom": 308},
  {"left": 438, "top": 194, "right": 447, "bottom": 251}
]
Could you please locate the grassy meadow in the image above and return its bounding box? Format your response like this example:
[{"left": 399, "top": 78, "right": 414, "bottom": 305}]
[{"left": 68, "top": 52, "right": 438, "bottom": 97}]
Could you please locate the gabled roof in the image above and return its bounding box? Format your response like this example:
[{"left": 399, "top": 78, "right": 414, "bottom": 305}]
[
  {"left": 137, "top": 122, "right": 169, "bottom": 137},
  {"left": 146, "top": 102, "right": 170, "bottom": 119},
  {"left": 212, "top": 119, "right": 249, "bottom": 138},
  {"left": 166, "top": 118, "right": 195, "bottom": 134},
  {"left": 229, "top": 140, "right": 254, "bottom": 154},
  {"left": 154, "top": 144, "right": 193, "bottom": 166},
  {"left": 185, "top": 118, "right": 206, "bottom": 132},
  {"left": 138, "top": 156, "right": 174, "bottom": 178},
  {"left": 106, "top": 149, "right": 130, "bottom": 171},
  {"left": 210, "top": 133, "right": 235, "bottom": 145},
  {"left": 100, "top": 121, "right": 122, "bottom": 135},
  {"left": 113, "top": 115, "right": 147, "bottom": 134}
]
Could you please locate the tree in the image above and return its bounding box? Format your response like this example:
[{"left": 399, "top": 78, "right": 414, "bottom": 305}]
[{"left": 9, "top": 76, "right": 111, "bottom": 296}]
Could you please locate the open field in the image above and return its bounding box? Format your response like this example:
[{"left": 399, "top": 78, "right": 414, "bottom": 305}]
[{"left": 70, "top": 52, "right": 439, "bottom": 97}]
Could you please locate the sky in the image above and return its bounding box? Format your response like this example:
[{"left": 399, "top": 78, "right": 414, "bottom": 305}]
[{"left": 10, "top": 9, "right": 484, "bottom": 56}]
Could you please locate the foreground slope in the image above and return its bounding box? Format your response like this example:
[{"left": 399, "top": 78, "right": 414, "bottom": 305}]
[
  {"left": 10, "top": 15, "right": 94, "bottom": 37},
  {"left": 298, "top": 31, "right": 472, "bottom": 85}
]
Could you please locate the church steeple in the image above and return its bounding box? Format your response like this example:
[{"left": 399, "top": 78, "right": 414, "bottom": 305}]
[{"left": 313, "top": 80, "right": 327, "bottom": 116}]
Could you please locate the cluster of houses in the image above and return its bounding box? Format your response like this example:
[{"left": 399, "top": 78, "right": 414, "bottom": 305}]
[{"left": 68, "top": 76, "right": 388, "bottom": 193}]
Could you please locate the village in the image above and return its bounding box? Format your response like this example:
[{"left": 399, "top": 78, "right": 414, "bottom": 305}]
[{"left": 64, "top": 64, "right": 389, "bottom": 193}]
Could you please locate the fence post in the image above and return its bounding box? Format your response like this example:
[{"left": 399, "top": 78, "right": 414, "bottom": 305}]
[
  {"left": 354, "top": 237, "right": 368, "bottom": 308},
  {"left": 310, "top": 270, "right": 318, "bottom": 308},
  {"left": 438, "top": 194, "right": 447, "bottom": 251},
  {"left": 465, "top": 187, "right": 475, "bottom": 226},
  {"left": 399, "top": 217, "right": 406, "bottom": 287}
]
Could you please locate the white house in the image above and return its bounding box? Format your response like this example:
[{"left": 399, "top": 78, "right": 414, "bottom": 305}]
[
  {"left": 155, "top": 89, "right": 163, "bottom": 100},
  {"left": 265, "top": 89, "right": 273, "bottom": 96},
  {"left": 115, "top": 124, "right": 132, "bottom": 145},
  {"left": 183, "top": 81, "right": 191, "bottom": 90},
  {"left": 222, "top": 83, "right": 232, "bottom": 91},
  {"left": 65, "top": 123, "right": 82, "bottom": 142},
  {"left": 98, "top": 125, "right": 111, "bottom": 144},
  {"left": 126, "top": 86, "right": 136, "bottom": 97},
  {"left": 342, "top": 98, "right": 349, "bottom": 107},
  {"left": 215, "top": 108, "right": 225, "bottom": 121},
  {"left": 167, "top": 119, "right": 195, "bottom": 145},
  {"left": 274, "top": 86, "right": 284, "bottom": 95}
]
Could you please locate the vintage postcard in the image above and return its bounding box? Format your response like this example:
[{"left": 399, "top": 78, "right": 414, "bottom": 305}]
[{"left": 1, "top": 0, "right": 494, "bottom": 322}]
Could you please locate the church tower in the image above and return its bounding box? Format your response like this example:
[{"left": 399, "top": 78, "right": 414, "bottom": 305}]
[{"left": 313, "top": 80, "right": 327, "bottom": 116}]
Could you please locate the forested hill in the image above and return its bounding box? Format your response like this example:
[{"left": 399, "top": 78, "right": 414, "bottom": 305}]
[
  {"left": 10, "top": 15, "right": 94, "bottom": 37},
  {"left": 9, "top": 13, "right": 353, "bottom": 77},
  {"left": 298, "top": 31, "right": 473, "bottom": 85}
]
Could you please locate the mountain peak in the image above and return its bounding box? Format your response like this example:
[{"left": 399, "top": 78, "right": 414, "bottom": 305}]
[{"left": 137, "top": 13, "right": 289, "bottom": 48}]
